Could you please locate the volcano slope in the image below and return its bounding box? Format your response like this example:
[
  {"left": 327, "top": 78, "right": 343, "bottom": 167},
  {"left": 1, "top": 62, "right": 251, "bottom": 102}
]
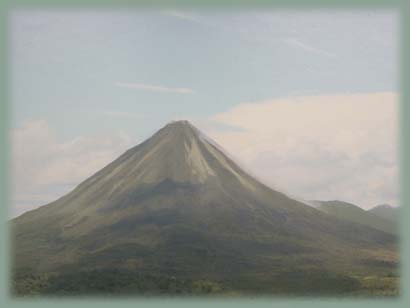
[{"left": 12, "top": 121, "right": 399, "bottom": 296}]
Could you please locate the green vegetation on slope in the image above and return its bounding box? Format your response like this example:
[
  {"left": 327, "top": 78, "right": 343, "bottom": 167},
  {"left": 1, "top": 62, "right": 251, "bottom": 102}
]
[
  {"left": 13, "top": 268, "right": 399, "bottom": 297},
  {"left": 368, "top": 204, "right": 400, "bottom": 224},
  {"left": 312, "top": 200, "right": 397, "bottom": 235}
]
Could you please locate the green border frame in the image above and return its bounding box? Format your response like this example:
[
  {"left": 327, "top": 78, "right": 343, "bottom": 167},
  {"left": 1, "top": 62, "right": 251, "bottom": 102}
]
[{"left": 0, "top": 0, "right": 408, "bottom": 306}]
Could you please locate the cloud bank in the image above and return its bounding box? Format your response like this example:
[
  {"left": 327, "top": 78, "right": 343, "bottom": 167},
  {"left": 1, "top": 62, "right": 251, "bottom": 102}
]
[
  {"left": 12, "top": 120, "right": 133, "bottom": 217},
  {"left": 203, "top": 92, "right": 398, "bottom": 209}
]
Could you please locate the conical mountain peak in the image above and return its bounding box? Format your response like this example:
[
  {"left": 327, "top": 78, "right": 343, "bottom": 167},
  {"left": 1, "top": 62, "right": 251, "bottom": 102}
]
[
  {"left": 70, "top": 120, "right": 258, "bottom": 206},
  {"left": 153, "top": 120, "right": 201, "bottom": 143},
  {"left": 12, "top": 121, "right": 398, "bottom": 296},
  {"left": 165, "top": 119, "right": 194, "bottom": 128},
  {"left": 138, "top": 120, "right": 255, "bottom": 187}
]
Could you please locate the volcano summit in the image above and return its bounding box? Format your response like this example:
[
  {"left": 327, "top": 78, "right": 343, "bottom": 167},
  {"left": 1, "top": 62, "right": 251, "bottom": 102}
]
[{"left": 12, "top": 121, "right": 399, "bottom": 296}]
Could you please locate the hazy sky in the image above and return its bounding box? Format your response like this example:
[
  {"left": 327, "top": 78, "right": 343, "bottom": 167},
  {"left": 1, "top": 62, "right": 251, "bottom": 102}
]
[{"left": 10, "top": 9, "right": 399, "bottom": 217}]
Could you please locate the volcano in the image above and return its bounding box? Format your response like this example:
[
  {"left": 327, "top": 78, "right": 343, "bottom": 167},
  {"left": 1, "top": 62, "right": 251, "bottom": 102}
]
[{"left": 12, "top": 120, "right": 399, "bottom": 296}]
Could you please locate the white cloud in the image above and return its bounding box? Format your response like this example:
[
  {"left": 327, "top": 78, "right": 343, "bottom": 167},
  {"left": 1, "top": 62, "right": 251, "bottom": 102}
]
[
  {"left": 161, "top": 10, "right": 200, "bottom": 23},
  {"left": 12, "top": 120, "right": 134, "bottom": 217},
  {"left": 116, "top": 82, "right": 194, "bottom": 94},
  {"left": 201, "top": 92, "right": 399, "bottom": 209}
]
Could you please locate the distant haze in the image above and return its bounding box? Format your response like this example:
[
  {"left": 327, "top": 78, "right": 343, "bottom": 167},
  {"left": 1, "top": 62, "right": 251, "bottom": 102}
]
[{"left": 10, "top": 9, "right": 398, "bottom": 217}]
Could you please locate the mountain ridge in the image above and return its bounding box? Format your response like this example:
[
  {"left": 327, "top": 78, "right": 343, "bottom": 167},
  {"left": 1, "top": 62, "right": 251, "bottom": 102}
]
[
  {"left": 310, "top": 200, "right": 397, "bottom": 235},
  {"left": 368, "top": 204, "right": 399, "bottom": 224}
]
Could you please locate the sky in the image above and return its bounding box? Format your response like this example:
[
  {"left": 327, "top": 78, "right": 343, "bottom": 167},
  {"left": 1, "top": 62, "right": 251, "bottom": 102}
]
[{"left": 9, "top": 9, "right": 399, "bottom": 217}]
